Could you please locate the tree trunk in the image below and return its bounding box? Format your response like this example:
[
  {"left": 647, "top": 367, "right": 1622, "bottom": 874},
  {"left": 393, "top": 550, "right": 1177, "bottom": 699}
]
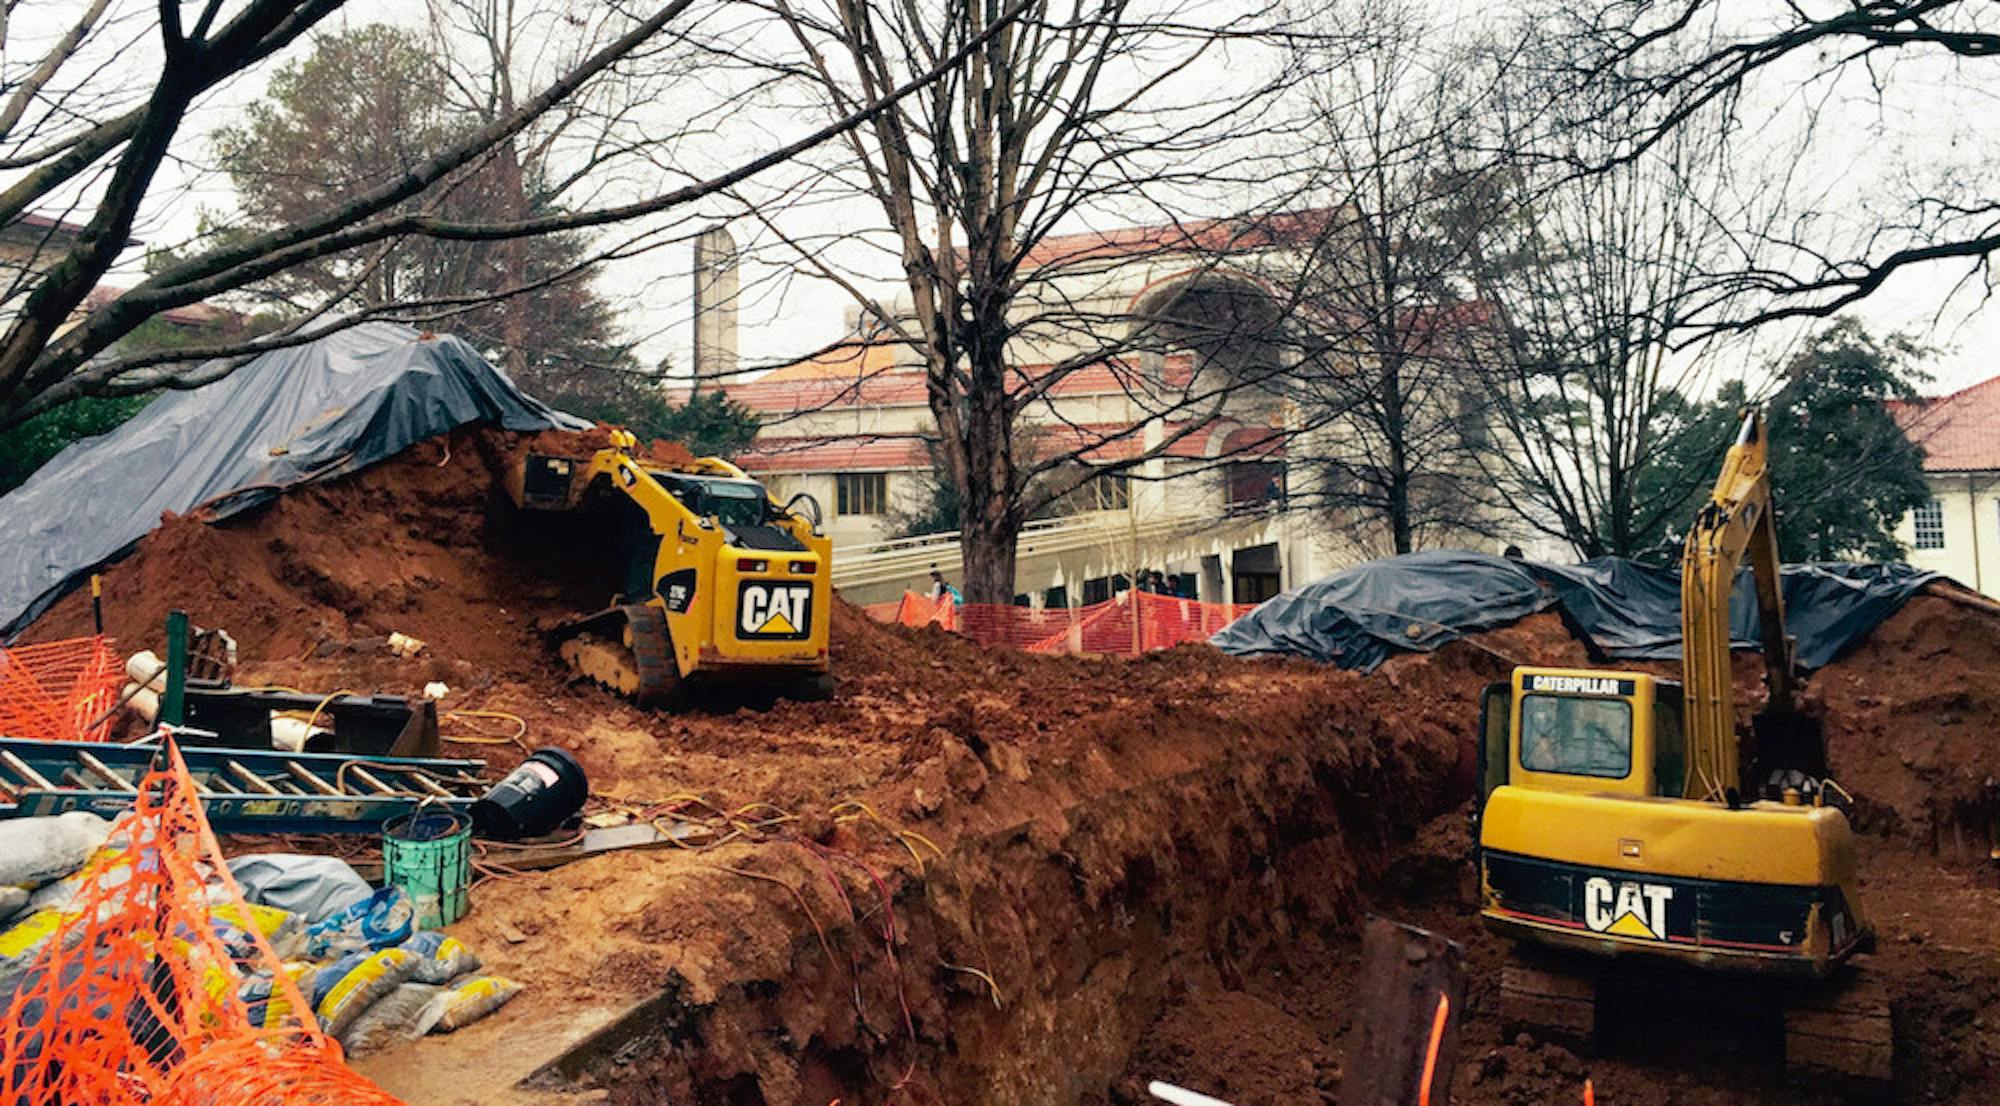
[
  {"left": 960, "top": 509, "right": 1020, "bottom": 606},
  {"left": 495, "top": 138, "right": 531, "bottom": 381},
  {"left": 1382, "top": 358, "right": 1413, "bottom": 554},
  {"left": 946, "top": 337, "right": 1022, "bottom": 606}
]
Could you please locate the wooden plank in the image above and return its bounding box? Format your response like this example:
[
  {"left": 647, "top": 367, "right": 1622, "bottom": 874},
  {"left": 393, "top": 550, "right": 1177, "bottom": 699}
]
[
  {"left": 408, "top": 773, "right": 455, "bottom": 799},
  {"left": 1339, "top": 917, "right": 1466, "bottom": 1106},
  {"left": 347, "top": 766, "right": 403, "bottom": 796}
]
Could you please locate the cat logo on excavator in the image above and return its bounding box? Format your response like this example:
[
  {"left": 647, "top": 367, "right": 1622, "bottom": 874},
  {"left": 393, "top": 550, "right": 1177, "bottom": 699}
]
[{"left": 1583, "top": 877, "right": 1673, "bottom": 940}]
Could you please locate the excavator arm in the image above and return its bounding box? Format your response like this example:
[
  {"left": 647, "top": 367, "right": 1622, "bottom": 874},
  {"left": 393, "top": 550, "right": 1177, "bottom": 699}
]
[{"left": 1681, "top": 409, "right": 1798, "bottom": 803}]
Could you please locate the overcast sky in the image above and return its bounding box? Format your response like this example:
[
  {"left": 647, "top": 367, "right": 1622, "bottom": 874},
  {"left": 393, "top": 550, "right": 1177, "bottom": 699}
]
[{"left": 25, "top": 0, "right": 2000, "bottom": 397}]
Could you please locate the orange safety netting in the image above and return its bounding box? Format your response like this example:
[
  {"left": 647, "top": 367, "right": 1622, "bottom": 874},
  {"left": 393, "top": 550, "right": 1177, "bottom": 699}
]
[
  {"left": 865, "top": 590, "right": 1255, "bottom": 655},
  {"left": 0, "top": 742, "right": 403, "bottom": 1106},
  {"left": 0, "top": 635, "right": 122, "bottom": 743}
]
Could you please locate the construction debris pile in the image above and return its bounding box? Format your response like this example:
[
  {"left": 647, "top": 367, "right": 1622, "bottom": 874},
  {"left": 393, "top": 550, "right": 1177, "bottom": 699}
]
[{"left": 9, "top": 428, "right": 2000, "bottom": 1105}]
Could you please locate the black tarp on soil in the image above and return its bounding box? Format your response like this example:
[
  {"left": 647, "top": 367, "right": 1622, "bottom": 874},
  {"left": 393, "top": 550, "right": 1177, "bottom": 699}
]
[
  {"left": 1211, "top": 549, "right": 1940, "bottom": 672},
  {"left": 0, "top": 323, "right": 585, "bottom": 638}
]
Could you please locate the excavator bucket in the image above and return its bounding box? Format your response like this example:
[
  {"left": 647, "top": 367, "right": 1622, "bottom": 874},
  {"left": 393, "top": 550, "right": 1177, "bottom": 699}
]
[{"left": 505, "top": 452, "right": 592, "bottom": 511}]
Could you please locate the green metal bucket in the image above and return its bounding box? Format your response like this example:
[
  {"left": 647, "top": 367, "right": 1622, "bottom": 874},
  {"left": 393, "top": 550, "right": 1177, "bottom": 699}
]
[{"left": 382, "top": 807, "right": 471, "bottom": 929}]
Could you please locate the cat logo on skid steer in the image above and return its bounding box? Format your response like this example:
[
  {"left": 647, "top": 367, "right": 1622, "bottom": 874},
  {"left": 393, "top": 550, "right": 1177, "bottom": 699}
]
[
  {"left": 738, "top": 582, "right": 813, "bottom": 640},
  {"left": 1583, "top": 877, "right": 1674, "bottom": 941}
]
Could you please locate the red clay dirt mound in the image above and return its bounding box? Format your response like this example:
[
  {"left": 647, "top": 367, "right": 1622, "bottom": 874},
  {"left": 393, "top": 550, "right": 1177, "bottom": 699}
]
[
  {"left": 25, "top": 427, "right": 600, "bottom": 670},
  {"left": 1805, "top": 592, "right": 2000, "bottom": 849},
  {"left": 29, "top": 423, "right": 2000, "bottom": 849},
  {"left": 1111, "top": 989, "right": 1342, "bottom": 1106}
]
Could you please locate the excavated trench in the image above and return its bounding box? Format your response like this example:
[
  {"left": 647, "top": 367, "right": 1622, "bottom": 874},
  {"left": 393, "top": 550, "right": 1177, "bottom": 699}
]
[{"left": 521, "top": 649, "right": 1489, "bottom": 1106}]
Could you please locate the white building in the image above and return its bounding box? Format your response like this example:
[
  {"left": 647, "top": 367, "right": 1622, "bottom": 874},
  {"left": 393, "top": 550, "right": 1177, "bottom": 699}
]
[
  {"left": 1892, "top": 376, "right": 2000, "bottom": 596},
  {"left": 694, "top": 215, "right": 1500, "bottom": 606}
]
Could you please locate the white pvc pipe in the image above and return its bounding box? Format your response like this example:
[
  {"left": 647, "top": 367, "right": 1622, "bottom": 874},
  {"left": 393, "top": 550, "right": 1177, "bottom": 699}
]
[{"left": 1148, "top": 1081, "right": 1235, "bottom": 1106}]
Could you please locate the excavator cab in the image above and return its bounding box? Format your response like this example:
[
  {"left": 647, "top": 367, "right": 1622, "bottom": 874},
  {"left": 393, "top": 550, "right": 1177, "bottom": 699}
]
[{"left": 1477, "top": 671, "right": 1685, "bottom": 806}]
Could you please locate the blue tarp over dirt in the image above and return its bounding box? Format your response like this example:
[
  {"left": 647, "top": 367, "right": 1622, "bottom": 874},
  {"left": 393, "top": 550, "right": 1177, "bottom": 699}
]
[
  {"left": 1211, "top": 549, "right": 1940, "bottom": 672},
  {"left": 0, "top": 323, "right": 585, "bottom": 638}
]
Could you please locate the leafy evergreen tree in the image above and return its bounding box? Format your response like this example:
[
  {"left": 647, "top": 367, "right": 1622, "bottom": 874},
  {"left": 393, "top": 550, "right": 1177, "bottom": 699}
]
[
  {"left": 212, "top": 24, "right": 635, "bottom": 408},
  {"left": 1638, "top": 321, "right": 1931, "bottom": 562}
]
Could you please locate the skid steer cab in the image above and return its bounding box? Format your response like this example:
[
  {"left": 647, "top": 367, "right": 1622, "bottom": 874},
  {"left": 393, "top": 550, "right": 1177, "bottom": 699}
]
[
  {"left": 507, "top": 429, "right": 833, "bottom": 709},
  {"left": 1475, "top": 667, "right": 1867, "bottom": 977}
]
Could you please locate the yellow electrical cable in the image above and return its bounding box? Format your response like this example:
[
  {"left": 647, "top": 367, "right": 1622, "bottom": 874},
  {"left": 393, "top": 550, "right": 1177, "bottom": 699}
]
[
  {"left": 898, "top": 829, "right": 945, "bottom": 860},
  {"left": 302, "top": 688, "right": 357, "bottom": 736},
  {"left": 828, "top": 798, "right": 945, "bottom": 873},
  {"left": 440, "top": 708, "right": 529, "bottom": 746}
]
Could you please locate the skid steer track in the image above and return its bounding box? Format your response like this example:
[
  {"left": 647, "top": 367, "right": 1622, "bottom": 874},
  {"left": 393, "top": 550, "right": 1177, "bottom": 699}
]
[{"left": 552, "top": 603, "right": 683, "bottom": 708}]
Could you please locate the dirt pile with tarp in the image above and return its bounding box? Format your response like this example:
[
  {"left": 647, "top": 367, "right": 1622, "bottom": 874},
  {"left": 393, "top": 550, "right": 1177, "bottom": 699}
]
[
  {"left": 14, "top": 428, "right": 2000, "bottom": 1105},
  {"left": 0, "top": 322, "right": 584, "bottom": 639}
]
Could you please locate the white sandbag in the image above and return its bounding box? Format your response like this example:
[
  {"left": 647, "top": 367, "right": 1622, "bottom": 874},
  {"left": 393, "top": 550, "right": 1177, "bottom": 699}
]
[
  {"left": 0, "top": 813, "right": 112, "bottom": 890},
  {"left": 125, "top": 683, "right": 160, "bottom": 724},
  {"left": 125, "top": 650, "right": 168, "bottom": 691},
  {"left": 338, "top": 981, "right": 441, "bottom": 1054},
  {"left": 268, "top": 716, "right": 327, "bottom": 753},
  {"left": 415, "top": 975, "right": 521, "bottom": 1034},
  {"left": 227, "top": 854, "right": 372, "bottom": 924}
]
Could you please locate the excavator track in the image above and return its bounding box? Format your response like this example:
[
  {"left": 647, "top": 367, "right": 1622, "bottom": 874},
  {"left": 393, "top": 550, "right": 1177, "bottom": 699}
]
[
  {"left": 1785, "top": 965, "right": 1895, "bottom": 1089},
  {"left": 551, "top": 603, "right": 684, "bottom": 709}
]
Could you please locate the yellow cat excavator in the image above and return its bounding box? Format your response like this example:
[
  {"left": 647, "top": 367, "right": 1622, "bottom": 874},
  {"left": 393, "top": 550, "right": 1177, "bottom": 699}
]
[
  {"left": 506, "top": 430, "right": 833, "bottom": 708},
  {"left": 1474, "top": 410, "right": 1893, "bottom": 1083}
]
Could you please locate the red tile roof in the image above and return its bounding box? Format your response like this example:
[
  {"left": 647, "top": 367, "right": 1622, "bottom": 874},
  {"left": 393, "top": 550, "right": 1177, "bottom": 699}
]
[
  {"left": 738, "top": 436, "right": 933, "bottom": 473},
  {"left": 757, "top": 338, "right": 912, "bottom": 383},
  {"left": 1892, "top": 376, "right": 2000, "bottom": 472},
  {"left": 4, "top": 214, "right": 139, "bottom": 248},
  {"left": 707, "top": 351, "right": 1199, "bottom": 415},
  {"left": 82, "top": 285, "right": 244, "bottom": 329},
  {"left": 738, "top": 418, "right": 1282, "bottom": 474},
  {"left": 1019, "top": 210, "right": 1338, "bottom": 270}
]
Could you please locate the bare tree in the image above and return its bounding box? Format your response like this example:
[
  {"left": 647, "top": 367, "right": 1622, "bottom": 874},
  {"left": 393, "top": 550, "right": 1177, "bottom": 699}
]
[
  {"left": 1447, "top": 30, "right": 1770, "bottom": 559},
  {"left": 1270, "top": 0, "right": 1500, "bottom": 556},
  {"left": 1531, "top": 0, "right": 2000, "bottom": 331},
  {"left": 0, "top": 0, "right": 1018, "bottom": 429},
  {"left": 726, "top": 0, "right": 1320, "bottom": 603}
]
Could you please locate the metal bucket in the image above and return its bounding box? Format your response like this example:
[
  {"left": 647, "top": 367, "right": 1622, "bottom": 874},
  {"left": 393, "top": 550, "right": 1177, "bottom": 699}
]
[{"left": 382, "top": 806, "right": 472, "bottom": 929}]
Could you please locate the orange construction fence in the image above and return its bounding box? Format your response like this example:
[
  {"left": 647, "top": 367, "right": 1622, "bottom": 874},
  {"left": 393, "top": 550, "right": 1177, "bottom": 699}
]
[
  {"left": 0, "top": 741, "right": 402, "bottom": 1106},
  {"left": 864, "top": 589, "right": 1256, "bottom": 655},
  {"left": 0, "top": 634, "right": 121, "bottom": 742}
]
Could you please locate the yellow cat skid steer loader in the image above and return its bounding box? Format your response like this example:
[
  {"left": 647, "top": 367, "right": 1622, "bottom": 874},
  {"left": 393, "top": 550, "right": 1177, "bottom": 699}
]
[
  {"left": 506, "top": 430, "right": 833, "bottom": 708},
  {"left": 1473, "top": 410, "right": 1895, "bottom": 1086}
]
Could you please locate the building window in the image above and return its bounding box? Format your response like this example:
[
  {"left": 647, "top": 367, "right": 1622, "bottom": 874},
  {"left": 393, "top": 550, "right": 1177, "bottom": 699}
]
[
  {"left": 1913, "top": 499, "right": 1945, "bottom": 550},
  {"left": 1082, "top": 574, "right": 1131, "bottom": 605},
  {"left": 1081, "top": 471, "right": 1130, "bottom": 511},
  {"left": 1227, "top": 461, "right": 1286, "bottom": 509},
  {"left": 836, "top": 472, "right": 887, "bottom": 516}
]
